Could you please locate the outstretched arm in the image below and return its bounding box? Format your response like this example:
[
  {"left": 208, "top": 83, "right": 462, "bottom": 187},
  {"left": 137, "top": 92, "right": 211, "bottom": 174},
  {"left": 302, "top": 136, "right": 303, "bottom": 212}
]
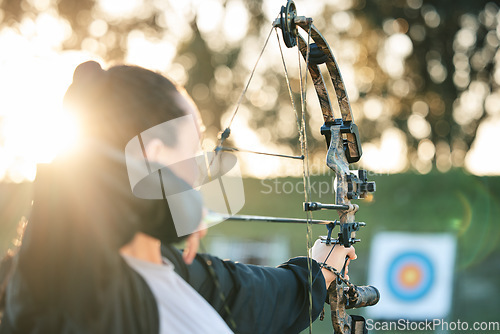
[{"left": 161, "top": 243, "right": 340, "bottom": 334}]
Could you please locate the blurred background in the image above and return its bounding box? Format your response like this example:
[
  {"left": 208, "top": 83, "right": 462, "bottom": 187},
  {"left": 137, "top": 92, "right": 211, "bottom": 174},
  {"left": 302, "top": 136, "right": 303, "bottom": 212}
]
[{"left": 0, "top": 0, "right": 499, "bottom": 333}]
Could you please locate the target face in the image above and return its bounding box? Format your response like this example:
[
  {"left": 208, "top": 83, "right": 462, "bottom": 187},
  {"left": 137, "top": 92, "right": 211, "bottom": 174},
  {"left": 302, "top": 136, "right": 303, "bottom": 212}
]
[
  {"left": 387, "top": 252, "right": 434, "bottom": 301},
  {"left": 366, "top": 232, "right": 456, "bottom": 320}
]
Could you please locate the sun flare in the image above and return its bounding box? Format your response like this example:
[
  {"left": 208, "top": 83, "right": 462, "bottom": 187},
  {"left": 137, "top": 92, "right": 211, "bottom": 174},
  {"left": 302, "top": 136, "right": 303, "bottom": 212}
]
[
  {"left": 1, "top": 96, "right": 81, "bottom": 183},
  {"left": 0, "top": 32, "right": 90, "bottom": 182}
]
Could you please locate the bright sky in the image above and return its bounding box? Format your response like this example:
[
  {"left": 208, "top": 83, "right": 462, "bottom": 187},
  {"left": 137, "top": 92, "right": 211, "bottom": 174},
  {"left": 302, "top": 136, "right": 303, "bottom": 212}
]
[
  {"left": 0, "top": 0, "right": 499, "bottom": 182},
  {"left": 0, "top": 32, "right": 86, "bottom": 182}
]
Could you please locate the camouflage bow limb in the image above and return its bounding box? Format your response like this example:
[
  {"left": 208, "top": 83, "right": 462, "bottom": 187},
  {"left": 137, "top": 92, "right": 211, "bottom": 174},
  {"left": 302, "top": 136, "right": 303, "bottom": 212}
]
[{"left": 274, "top": 1, "right": 379, "bottom": 333}]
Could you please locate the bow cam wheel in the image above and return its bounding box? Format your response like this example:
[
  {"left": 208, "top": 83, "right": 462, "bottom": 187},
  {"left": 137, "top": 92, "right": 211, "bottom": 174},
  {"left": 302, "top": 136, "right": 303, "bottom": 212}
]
[{"left": 280, "top": 0, "right": 297, "bottom": 48}]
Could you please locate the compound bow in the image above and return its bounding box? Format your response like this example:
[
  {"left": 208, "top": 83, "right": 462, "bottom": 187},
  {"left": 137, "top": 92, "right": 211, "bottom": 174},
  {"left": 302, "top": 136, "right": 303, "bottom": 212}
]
[{"left": 212, "top": 1, "right": 380, "bottom": 333}]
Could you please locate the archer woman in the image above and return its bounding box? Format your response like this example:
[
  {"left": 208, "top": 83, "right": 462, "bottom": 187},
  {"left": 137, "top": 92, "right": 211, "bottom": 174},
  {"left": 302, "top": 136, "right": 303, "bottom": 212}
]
[{"left": 0, "top": 61, "right": 355, "bottom": 334}]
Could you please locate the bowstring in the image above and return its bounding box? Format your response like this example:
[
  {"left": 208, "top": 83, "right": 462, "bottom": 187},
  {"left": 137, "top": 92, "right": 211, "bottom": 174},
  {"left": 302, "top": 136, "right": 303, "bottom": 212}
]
[
  {"left": 223, "top": 26, "right": 275, "bottom": 135},
  {"left": 274, "top": 20, "right": 315, "bottom": 333},
  {"left": 274, "top": 21, "right": 315, "bottom": 331},
  {"left": 207, "top": 26, "right": 275, "bottom": 177},
  {"left": 278, "top": 21, "right": 348, "bottom": 332},
  {"left": 297, "top": 22, "right": 314, "bottom": 334},
  {"left": 199, "top": 26, "right": 275, "bottom": 334}
]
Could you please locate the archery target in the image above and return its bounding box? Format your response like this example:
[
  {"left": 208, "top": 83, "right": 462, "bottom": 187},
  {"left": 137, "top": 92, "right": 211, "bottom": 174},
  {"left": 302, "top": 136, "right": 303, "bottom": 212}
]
[{"left": 366, "top": 232, "right": 456, "bottom": 320}]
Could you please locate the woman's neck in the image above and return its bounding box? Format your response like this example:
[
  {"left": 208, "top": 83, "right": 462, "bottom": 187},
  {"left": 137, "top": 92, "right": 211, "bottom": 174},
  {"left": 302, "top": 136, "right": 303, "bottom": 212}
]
[{"left": 120, "top": 232, "right": 163, "bottom": 264}]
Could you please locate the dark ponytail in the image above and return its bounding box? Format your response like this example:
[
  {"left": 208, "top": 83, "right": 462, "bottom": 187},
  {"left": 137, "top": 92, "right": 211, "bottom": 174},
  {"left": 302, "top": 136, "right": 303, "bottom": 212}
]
[{"left": 0, "top": 62, "right": 196, "bottom": 332}]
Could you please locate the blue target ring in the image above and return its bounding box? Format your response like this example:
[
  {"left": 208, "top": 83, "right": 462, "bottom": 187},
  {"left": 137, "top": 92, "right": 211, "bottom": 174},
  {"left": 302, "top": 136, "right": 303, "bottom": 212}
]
[{"left": 387, "top": 251, "right": 434, "bottom": 301}]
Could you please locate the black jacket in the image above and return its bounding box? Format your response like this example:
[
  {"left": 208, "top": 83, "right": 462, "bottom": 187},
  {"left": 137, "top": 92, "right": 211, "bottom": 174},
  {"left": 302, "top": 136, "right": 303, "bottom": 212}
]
[
  {"left": 162, "top": 245, "right": 326, "bottom": 334},
  {"left": 0, "top": 246, "right": 326, "bottom": 334}
]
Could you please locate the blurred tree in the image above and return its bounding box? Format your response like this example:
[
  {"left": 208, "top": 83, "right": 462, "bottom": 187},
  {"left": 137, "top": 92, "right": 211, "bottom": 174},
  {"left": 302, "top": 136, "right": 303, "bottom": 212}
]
[
  {"left": 358, "top": 0, "right": 499, "bottom": 174},
  {"left": 0, "top": 0, "right": 498, "bottom": 174}
]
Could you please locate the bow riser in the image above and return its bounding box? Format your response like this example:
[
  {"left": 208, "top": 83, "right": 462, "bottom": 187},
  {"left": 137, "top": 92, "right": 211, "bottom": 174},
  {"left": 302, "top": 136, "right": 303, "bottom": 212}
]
[{"left": 327, "top": 124, "right": 355, "bottom": 333}]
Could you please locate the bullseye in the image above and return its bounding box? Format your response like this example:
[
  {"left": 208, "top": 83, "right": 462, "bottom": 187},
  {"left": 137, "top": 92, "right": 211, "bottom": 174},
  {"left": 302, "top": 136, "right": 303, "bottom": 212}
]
[
  {"left": 387, "top": 252, "right": 434, "bottom": 301},
  {"left": 399, "top": 264, "right": 422, "bottom": 288}
]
